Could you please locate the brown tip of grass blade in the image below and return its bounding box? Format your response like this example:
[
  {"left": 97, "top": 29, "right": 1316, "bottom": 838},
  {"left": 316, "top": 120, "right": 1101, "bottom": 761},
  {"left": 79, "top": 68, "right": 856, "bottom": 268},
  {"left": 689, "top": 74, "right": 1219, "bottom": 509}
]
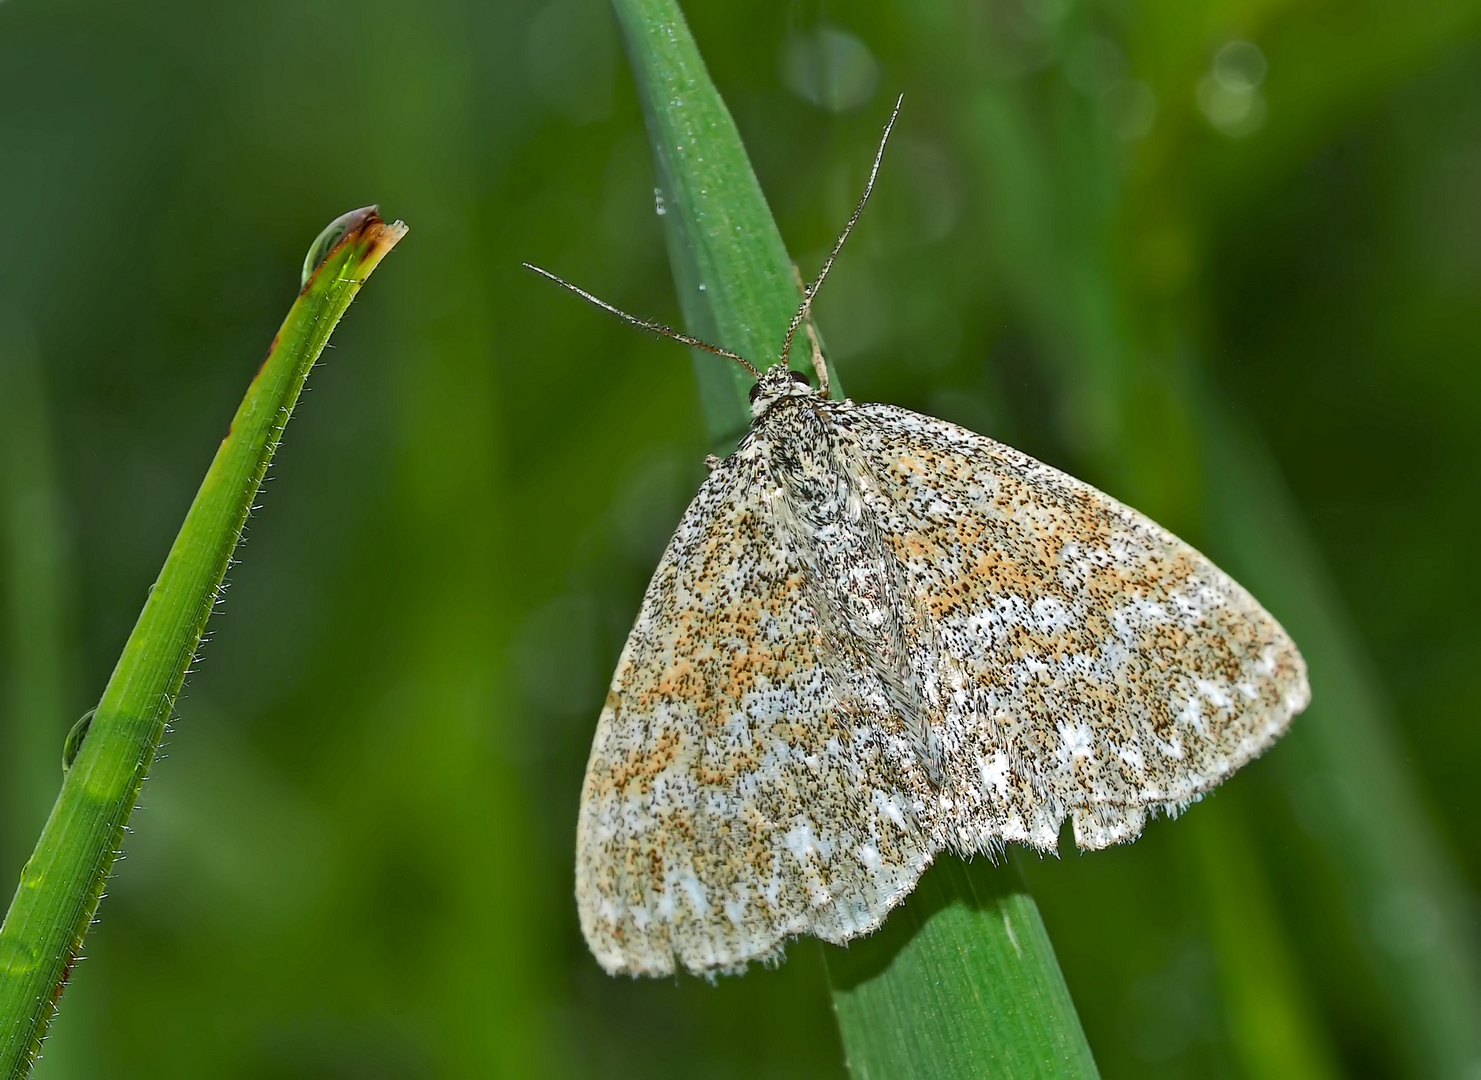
[
  {"left": 355, "top": 212, "right": 409, "bottom": 273},
  {"left": 260, "top": 208, "right": 408, "bottom": 378}
]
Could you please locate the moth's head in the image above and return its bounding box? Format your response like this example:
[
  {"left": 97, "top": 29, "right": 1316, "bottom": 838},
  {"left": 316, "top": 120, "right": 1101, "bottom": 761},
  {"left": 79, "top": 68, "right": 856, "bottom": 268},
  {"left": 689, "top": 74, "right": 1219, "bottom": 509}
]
[{"left": 749, "top": 363, "right": 818, "bottom": 418}]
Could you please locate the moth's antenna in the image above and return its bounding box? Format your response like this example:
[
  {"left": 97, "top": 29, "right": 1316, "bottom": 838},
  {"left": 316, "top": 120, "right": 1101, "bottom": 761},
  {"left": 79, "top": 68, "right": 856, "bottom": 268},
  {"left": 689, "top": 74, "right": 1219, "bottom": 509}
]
[
  {"left": 523, "top": 263, "right": 762, "bottom": 378},
  {"left": 780, "top": 94, "right": 902, "bottom": 367}
]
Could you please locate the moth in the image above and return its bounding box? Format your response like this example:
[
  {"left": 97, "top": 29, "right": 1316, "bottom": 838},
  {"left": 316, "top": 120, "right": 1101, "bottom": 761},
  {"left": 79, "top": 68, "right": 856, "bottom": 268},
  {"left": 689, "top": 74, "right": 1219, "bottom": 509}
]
[{"left": 531, "top": 101, "right": 1309, "bottom": 978}]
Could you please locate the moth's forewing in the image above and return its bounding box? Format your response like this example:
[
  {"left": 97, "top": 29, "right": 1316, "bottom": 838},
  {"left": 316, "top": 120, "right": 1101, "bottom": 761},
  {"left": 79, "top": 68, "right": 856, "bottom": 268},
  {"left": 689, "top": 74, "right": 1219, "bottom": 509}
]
[{"left": 576, "top": 441, "right": 935, "bottom": 977}]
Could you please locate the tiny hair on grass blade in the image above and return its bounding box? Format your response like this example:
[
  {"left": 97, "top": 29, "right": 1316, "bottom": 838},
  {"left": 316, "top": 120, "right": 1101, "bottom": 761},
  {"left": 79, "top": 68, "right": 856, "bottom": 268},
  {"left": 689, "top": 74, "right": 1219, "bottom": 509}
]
[{"left": 0, "top": 207, "right": 405, "bottom": 1078}]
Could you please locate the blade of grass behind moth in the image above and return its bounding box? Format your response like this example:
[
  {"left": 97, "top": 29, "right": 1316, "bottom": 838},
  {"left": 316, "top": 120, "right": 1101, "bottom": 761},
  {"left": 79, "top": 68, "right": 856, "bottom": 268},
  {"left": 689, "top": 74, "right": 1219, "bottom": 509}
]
[
  {"left": 826, "top": 857, "right": 1099, "bottom": 1080},
  {"left": 1201, "top": 403, "right": 1481, "bottom": 1078},
  {"left": 611, "top": 0, "right": 839, "bottom": 451},
  {"left": 609, "top": 1, "right": 1099, "bottom": 1075},
  {"left": 0, "top": 208, "right": 406, "bottom": 1079},
  {"left": 1180, "top": 797, "right": 1344, "bottom": 1079}
]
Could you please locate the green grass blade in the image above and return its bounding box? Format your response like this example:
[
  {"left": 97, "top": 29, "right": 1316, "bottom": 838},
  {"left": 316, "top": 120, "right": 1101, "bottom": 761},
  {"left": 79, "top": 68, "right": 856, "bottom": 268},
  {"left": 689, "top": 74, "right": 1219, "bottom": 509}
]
[
  {"left": 609, "top": 1, "right": 1098, "bottom": 1074},
  {"left": 612, "top": 0, "right": 838, "bottom": 449},
  {"left": 1180, "top": 800, "right": 1343, "bottom": 1080},
  {"left": 827, "top": 857, "right": 1099, "bottom": 1079},
  {"left": 1201, "top": 407, "right": 1481, "bottom": 1077},
  {"left": 0, "top": 208, "right": 406, "bottom": 1078}
]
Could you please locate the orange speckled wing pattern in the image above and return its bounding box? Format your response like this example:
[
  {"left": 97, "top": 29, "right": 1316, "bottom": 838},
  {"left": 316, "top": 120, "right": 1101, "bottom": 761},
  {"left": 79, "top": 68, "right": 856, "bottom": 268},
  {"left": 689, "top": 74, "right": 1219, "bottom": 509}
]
[
  {"left": 837, "top": 402, "right": 1308, "bottom": 853},
  {"left": 576, "top": 371, "right": 1308, "bottom": 978},
  {"left": 576, "top": 442, "right": 934, "bottom": 978}
]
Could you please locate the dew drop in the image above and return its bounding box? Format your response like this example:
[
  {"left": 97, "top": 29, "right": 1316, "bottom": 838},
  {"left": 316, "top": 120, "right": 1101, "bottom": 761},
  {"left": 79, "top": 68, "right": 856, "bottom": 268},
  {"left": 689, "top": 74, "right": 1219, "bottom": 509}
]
[
  {"left": 62, "top": 708, "right": 96, "bottom": 774},
  {"left": 300, "top": 206, "right": 376, "bottom": 287},
  {"left": 19, "top": 857, "right": 43, "bottom": 889}
]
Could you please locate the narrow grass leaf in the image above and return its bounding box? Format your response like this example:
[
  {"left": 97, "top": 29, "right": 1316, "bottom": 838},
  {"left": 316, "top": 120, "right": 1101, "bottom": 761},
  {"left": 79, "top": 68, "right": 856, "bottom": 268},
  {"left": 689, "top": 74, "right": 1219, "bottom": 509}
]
[
  {"left": 612, "top": 0, "right": 835, "bottom": 449},
  {"left": 0, "top": 209, "right": 406, "bottom": 1079},
  {"left": 1201, "top": 405, "right": 1481, "bottom": 1077},
  {"left": 827, "top": 857, "right": 1099, "bottom": 1080}
]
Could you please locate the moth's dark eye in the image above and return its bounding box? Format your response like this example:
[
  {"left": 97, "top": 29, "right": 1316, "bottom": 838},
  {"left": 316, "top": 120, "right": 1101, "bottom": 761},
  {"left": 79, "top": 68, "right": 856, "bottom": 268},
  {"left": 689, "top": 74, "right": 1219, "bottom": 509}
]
[
  {"left": 748, "top": 382, "right": 762, "bottom": 404},
  {"left": 789, "top": 370, "right": 811, "bottom": 386}
]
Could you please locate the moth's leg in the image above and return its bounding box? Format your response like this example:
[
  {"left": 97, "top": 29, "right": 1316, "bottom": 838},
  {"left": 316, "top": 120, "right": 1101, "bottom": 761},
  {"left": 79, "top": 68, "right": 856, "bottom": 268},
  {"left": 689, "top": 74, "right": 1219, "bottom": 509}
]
[
  {"left": 790, "top": 263, "right": 830, "bottom": 397},
  {"left": 803, "top": 317, "right": 828, "bottom": 398}
]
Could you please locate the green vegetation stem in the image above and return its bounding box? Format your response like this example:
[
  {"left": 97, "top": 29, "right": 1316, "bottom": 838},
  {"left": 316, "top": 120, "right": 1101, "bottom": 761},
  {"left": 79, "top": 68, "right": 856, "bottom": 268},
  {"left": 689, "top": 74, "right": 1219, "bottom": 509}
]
[{"left": 0, "top": 209, "right": 406, "bottom": 1078}]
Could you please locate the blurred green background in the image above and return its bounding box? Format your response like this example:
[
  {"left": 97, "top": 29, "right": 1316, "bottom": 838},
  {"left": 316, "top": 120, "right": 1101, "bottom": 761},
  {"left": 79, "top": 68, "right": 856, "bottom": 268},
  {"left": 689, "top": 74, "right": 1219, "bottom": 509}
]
[{"left": 2, "top": 0, "right": 1479, "bottom": 1076}]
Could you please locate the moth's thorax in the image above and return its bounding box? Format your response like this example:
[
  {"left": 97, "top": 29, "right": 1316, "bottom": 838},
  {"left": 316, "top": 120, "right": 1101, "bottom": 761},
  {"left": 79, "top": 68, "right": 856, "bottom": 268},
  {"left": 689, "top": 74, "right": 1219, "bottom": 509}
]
[
  {"left": 749, "top": 395, "right": 941, "bottom": 776},
  {"left": 749, "top": 362, "right": 825, "bottom": 419}
]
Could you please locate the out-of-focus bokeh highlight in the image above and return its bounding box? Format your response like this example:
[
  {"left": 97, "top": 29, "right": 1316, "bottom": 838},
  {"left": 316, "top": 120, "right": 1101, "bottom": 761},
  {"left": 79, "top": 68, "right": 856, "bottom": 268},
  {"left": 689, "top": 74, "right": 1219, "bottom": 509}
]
[{"left": 1, "top": 0, "right": 1479, "bottom": 1076}]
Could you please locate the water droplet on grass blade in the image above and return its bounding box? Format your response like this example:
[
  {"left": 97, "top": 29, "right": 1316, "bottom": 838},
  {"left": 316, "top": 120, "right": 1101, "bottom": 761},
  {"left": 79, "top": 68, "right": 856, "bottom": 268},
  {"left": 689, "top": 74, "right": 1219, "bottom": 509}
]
[
  {"left": 301, "top": 206, "right": 379, "bottom": 287},
  {"left": 62, "top": 708, "right": 96, "bottom": 774}
]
